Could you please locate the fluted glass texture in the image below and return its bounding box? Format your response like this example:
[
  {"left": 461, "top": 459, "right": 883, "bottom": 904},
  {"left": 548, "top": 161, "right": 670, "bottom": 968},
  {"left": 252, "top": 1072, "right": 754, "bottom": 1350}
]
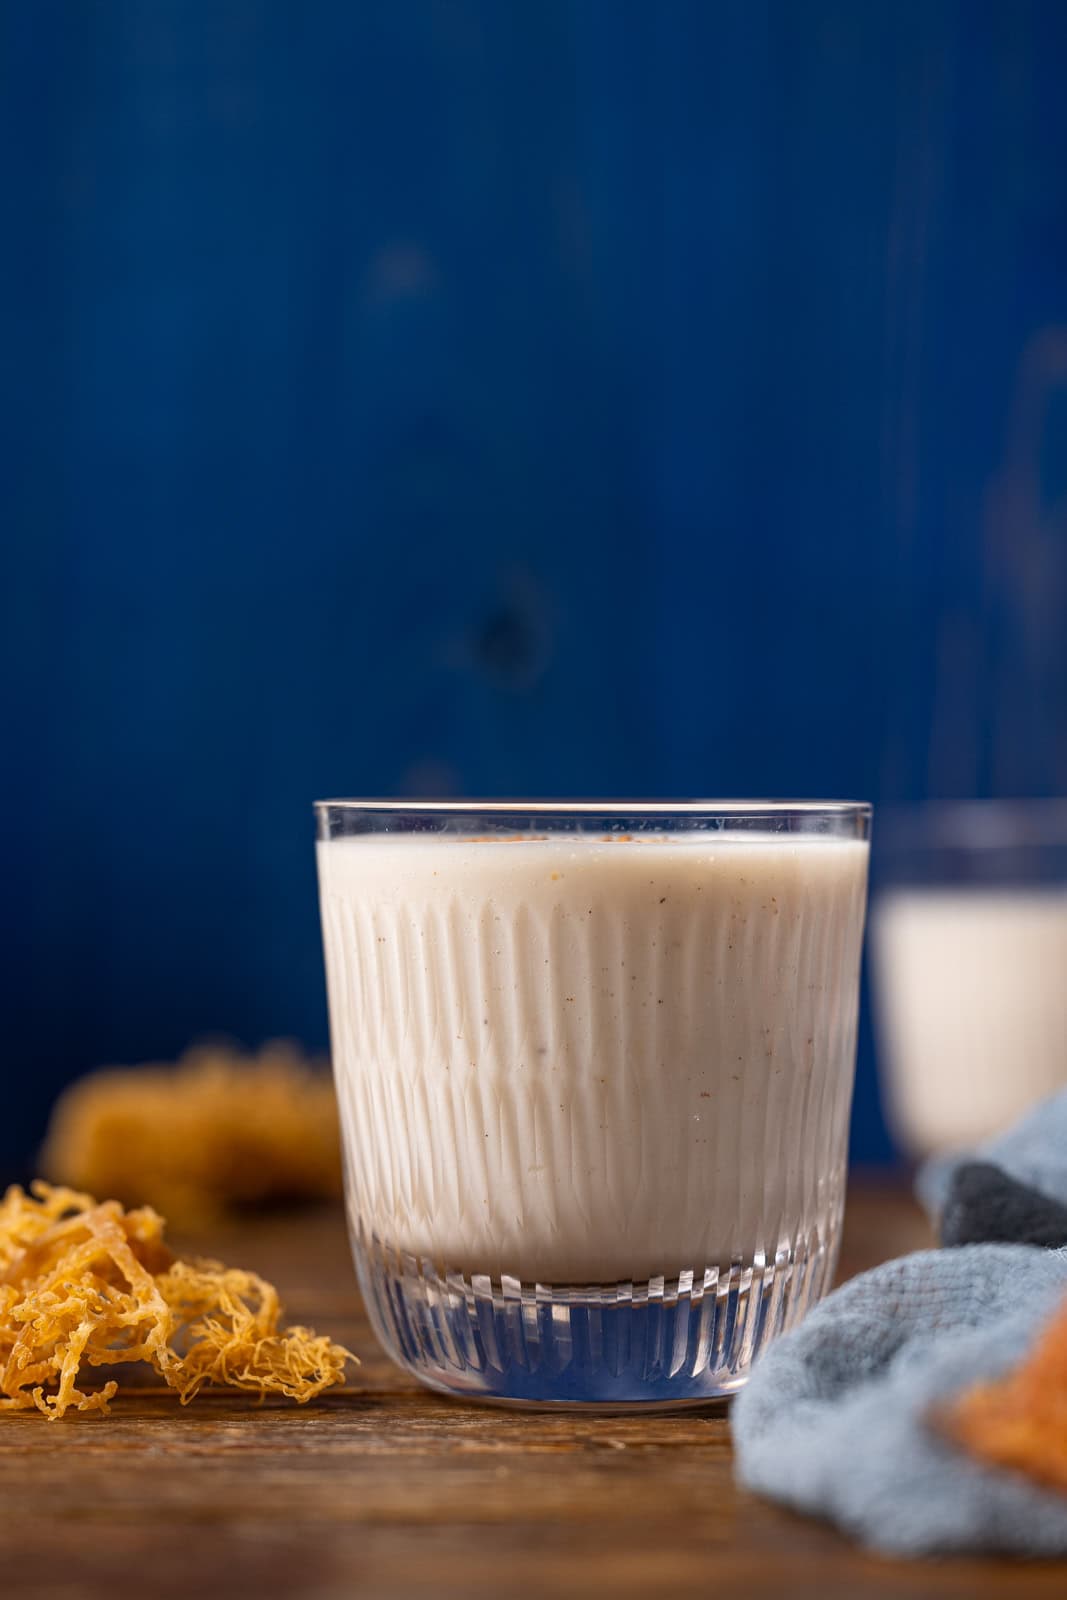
[{"left": 317, "top": 804, "right": 869, "bottom": 1406}]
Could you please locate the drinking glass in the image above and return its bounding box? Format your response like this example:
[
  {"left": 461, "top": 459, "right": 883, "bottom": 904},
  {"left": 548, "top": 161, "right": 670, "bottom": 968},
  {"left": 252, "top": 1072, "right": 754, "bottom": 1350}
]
[
  {"left": 316, "top": 801, "right": 870, "bottom": 1407},
  {"left": 871, "top": 799, "right": 1067, "bottom": 1158}
]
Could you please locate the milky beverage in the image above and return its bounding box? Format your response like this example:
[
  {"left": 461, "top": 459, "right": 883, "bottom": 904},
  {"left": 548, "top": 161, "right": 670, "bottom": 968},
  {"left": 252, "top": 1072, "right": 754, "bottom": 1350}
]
[
  {"left": 873, "top": 889, "right": 1067, "bottom": 1156},
  {"left": 318, "top": 832, "right": 869, "bottom": 1283}
]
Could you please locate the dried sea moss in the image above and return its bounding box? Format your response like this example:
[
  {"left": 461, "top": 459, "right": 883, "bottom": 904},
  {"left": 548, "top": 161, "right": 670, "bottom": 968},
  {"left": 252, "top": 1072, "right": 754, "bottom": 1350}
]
[
  {"left": 41, "top": 1042, "right": 342, "bottom": 1226},
  {"left": 0, "top": 1183, "right": 353, "bottom": 1419}
]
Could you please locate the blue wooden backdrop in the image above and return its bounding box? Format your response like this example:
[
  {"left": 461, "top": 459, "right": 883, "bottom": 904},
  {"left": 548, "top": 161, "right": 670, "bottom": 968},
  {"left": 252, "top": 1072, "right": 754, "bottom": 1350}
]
[{"left": 4, "top": 1, "right": 1067, "bottom": 1169}]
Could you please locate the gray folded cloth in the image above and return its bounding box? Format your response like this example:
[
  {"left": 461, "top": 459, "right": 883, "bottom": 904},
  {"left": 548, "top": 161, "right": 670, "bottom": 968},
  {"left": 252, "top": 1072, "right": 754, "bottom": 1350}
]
[
  {"left": 918, "top": 1090, "right": 1067, "bottom": 1245},
  {"left": 732, "top": 1245, "right": 1067, "bottom": 1555},
  {"left": 732, "top": 1087, "right": 1067, "bottom": 1557},
  {"left": 938, "top": 1162, "right": 1067, "bottom": 1249}
]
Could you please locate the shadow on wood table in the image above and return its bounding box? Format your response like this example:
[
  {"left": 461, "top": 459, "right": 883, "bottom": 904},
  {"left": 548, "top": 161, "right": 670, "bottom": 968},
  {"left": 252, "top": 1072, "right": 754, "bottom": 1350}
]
[{"left": 1, "top": 1180, "right": 1064, "bottom": 1600}]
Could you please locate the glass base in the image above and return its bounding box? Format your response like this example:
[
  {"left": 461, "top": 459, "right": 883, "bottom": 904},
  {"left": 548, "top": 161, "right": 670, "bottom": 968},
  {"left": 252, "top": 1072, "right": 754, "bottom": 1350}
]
[{"left": 352, "top": 1224, "right": 840, "bottom": 1409}]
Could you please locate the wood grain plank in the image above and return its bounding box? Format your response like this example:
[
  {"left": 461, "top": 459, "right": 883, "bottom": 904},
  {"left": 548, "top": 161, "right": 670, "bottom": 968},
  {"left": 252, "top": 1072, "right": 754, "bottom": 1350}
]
[{"left": 0, "top": 1183, "right": 1063, "bottom": 1600}]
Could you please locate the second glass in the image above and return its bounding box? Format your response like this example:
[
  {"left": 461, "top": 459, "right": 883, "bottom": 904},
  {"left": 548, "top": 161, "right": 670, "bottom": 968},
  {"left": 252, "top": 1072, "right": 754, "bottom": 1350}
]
[
  {"left": 871, "top": 800, "right": 1067, "bottom": 1158},
  {"left": 316, "top": 801, "right": 870, "bottom": 1407}
]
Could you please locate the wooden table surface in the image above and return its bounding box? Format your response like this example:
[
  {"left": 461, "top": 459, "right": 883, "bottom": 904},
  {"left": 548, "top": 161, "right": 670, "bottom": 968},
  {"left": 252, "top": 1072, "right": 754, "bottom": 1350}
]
[{"left": 2, "top": 1181, "right": 1065, "bottom": 1600}]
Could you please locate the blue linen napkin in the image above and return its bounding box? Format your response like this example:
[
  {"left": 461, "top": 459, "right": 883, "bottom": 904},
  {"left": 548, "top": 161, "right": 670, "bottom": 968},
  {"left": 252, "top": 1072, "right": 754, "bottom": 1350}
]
[
  {"left": 918, "top": 1090, "right": 1067, "bottom": 1244},
  {"left": 732, "top": 1089, "right": 1067, "bottom": 1556}
]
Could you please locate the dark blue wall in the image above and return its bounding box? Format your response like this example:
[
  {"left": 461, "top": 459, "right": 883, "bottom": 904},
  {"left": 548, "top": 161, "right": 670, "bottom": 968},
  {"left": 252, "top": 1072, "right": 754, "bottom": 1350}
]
[{"left": 4, "top": 1, "right": 1067, "bottom": 1169}]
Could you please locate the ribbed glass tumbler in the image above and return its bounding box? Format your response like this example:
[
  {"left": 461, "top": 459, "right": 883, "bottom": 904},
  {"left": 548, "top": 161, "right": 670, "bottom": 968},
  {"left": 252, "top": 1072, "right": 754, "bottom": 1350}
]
[{"left": 316, "top": 801, "right": 870, "bottom": 1409}]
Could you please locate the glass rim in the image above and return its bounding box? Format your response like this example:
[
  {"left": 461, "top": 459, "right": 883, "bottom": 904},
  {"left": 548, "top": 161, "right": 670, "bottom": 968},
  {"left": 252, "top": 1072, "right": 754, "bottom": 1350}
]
[{"left": 314, "top": 798, "right": 871, "bottom": 817}]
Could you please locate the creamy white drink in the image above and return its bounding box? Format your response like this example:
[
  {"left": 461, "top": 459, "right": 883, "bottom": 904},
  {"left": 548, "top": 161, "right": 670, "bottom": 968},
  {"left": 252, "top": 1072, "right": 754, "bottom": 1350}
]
[
  {"left": 873, "top": 889, "right": 1067, "bottom": 1156},
  {"left": 319, "top": 831, "right": 869, "bottom": 1284}
]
